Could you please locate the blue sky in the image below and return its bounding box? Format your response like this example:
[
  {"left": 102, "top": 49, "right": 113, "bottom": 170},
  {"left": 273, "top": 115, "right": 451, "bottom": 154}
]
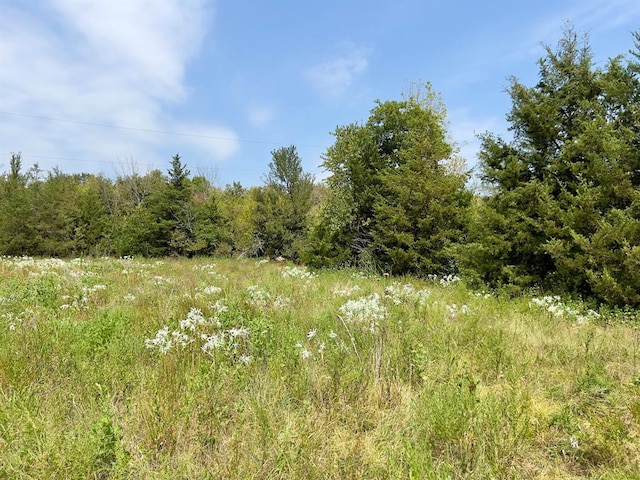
[{"left": 1, "top": 0, "right": 639, "bottom": 187}]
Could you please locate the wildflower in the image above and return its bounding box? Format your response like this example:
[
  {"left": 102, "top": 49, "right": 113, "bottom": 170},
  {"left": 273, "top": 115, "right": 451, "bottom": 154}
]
[
  {"left": 145, "top": 326, "right": 173, "bottom": 354},
  {"left": 530, "top": 295, "right": 597, "bottom": 324},
  {"left": 331, "top": 284, "right": 362, "bottom": 297},
  {"left": 272, "top": 295, "right": 291, "bottom": 309},
  {"left": 570, "top": 436, "right": 579, "bottom": 449},
  {"left": 229, "top": 326, "right": 249, "bottom": 338},
  {"left": 238, "top": 354, "right": 253, "bottom": 365},
  {"left": 203, "top": 286, "right": 222, "bottom": 295},
  {"left": 171, "top": 330, "right": 192, "bottom": 348},
  {"left": 209, "top": 300, "right": 229, "bottom": 315},
  {"left": 328, "top": 330, "right": 338, "bottom": 339},
  {"left": 446, "top": 304, "right": 469, "bottom": 319},
  {"left": 246, "top": 285, "right": 271, "bottom": 308},
  {"left": 282, "top": 266, "right": 316, "bottom": 280},
  {"left": 179, "top": 308, "right": 208, "bottom": 331},
  {"left": 339, "top": 293, "right": 386, "bottom": 332},
  {"left": 384, "top": 282, "right": 430, "bottom": 305},
  {"left": 201, "top": 333, "right": 225, "bottom": 354},
  {"left": 307, "top": 329, "right": 317, "bottom": 340},
  {"left": 301, "top": 349, "right": 312, "bottom": 360},
  {"left": 193, "top": 263, "right": 217, "bottom": 272}
]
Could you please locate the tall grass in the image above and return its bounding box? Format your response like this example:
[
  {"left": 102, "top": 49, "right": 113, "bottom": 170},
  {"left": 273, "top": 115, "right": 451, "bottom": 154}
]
[{"left": 0, "top": 256, "right": 638, "bottom": 478}]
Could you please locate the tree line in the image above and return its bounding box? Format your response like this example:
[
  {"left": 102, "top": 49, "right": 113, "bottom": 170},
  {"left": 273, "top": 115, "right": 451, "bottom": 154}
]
[{"left": 2, "top": 27, "right": 640, "bottom": 306}]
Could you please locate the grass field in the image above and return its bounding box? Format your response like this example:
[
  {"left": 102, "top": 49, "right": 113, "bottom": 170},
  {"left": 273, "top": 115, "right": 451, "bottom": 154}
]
[{"left": 0, "top": 256, "right": 639, "bottom": 479}]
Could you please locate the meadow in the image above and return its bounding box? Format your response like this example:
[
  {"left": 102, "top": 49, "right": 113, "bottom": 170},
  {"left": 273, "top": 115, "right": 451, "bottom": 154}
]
[{"left": 0, "top": 256, "right": 639, "bottom": 479}]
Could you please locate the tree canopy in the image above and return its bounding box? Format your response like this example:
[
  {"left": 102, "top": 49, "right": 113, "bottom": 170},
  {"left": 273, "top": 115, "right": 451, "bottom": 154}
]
[
  {"left": 460, "top": 27, "right": 640, "bottom": 305},
  {"left": 3, "top": 28, "right": 640, "bottom": 307},
  {"left": 305, "top": 84, "right": 471, "bottom": 275}
]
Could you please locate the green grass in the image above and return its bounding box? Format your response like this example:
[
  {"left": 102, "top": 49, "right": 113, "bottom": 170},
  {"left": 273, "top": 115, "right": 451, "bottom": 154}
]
[{"left": 0, "top": 256, "right": 639, "bottom": 478}]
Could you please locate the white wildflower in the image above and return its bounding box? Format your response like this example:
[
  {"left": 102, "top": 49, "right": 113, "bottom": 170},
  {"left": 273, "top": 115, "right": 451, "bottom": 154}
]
[
  {"left": 331, "top": 284, "right": 362, "bottom": 297},
  {"left": 446, "top": 304, "right": 470, "bottom": 318},
  {"left": 282, "top": 266, "right": 316, "bottom": 280},
  {"left": 145, "top": 326, "right": 173, "bottom": 354},
  {"left": 179, "top": 308, "right": 208, "bottom": 331},
  {"left": 171, "top": 330, "right": 192, "bottom": 348},
  {"left": 384, "top": 282, "right": 430, "bottom": 305},
  {"left": 246, "top": 285, "right": 271, "bottom": 308},
  {"left": 203, "top": 286, "right": 222, "bottom": 295},
  {"left": 339, "top": 293, "right": 386, "bottom": 333},
  {"left": 272, "top": 295, "right": 291, "bottom": 309},
  {"left": 228, "top": 326, "right": 249, "bottom": 338},
  {"left": 201, "top": 333, "right": 226, "bottom": 354},
  {"left": 530, "top": 295, "right": 597, "bottom": 325},
  {"left": 570, "top": 436, "right": 579, "bottom": 449},
  {"left": 209, "top": 300, "right": 229, "bottom": 315},
  {"left": 238, "top": 354, "right": 253, "bottom": 365}
]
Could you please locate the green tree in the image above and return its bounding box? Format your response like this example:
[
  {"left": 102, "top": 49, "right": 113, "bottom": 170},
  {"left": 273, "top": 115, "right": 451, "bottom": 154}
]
[
  {"left": 0, "top": 153, "right": 31, "bottom": 255},
  {"left": 464, "top": 27, "right": 640, "bottom": 305},
  {"left": 254, "top": 146, "right": 314, "bottom": 259},
  {"left": 112, "top": 170, "right": 170, "bottom": 256},
  {"left": 167, "top": 153, "right": 190, "bottom": 190},
  {"left": 220, "top": 183, "right": 260, "bottom": 257},
  {"left": 306, "top": 84, "right": 470, "bottom": 275}
]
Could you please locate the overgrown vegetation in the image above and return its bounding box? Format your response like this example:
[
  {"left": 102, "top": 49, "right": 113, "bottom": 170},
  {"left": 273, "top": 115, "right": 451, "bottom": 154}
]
[
  {"left": 460, "top": 28, "right": 640, "bottom": 306},
  {"left": 2, "top": 25, "right": 639, "bottom": 479},
  {"left": 3, "top": 28, "right": 640, "bottom": 307},
  {"left": 1, "top": 256, "right": 639, "bottom": 478}
]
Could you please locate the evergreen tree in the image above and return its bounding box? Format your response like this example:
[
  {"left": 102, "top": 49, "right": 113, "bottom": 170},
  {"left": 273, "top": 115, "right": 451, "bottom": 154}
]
[
  {"left": 307, "top": 84, "right": 470, "bottom": 275},
  {"left": 167, "top": 153, "right": 190, "bottom": 190},
  {"left": 255, "top": 146, "right": 314, "bottom": 259},
  {"left": 0, "top": 153, "right": 31, "bottom": 255},
  {"left": 464, "top": 27, "right": 640, "bottom": 305}
]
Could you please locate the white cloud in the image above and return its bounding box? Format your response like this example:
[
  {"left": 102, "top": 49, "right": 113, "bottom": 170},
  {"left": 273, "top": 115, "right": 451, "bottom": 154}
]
[
  {"left": 0, "top": 0, "right": 239, "bottom": 174},
  {"left": 305, "top": 44, "right": 370, "bottom": 100}
]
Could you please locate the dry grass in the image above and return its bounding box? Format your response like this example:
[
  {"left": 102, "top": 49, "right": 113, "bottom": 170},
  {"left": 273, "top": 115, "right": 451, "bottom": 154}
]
[{"left": 0, "top": 256, "right": 638, "bottom": 478}]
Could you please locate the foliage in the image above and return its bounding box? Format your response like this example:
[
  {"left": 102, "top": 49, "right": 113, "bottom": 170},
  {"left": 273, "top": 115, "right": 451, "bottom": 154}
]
[
  {"left": 462, "top": 27, "right": 640, "bottom": 305},
  {"left": 0, "top": 155, "right": 234, "bottom": 258},
  {"left": 254, "top": 145, "right": 314, "bottom": 259},
  {"left": 306, "top": 84, "right": 471, "bottom": 275}
]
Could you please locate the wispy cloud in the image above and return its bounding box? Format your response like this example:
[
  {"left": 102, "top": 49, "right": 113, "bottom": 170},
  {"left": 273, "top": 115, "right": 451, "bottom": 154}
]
[
  {"left": 305, "top": 44, "right": 370, "bottom": 100},
  {"left": 0, "top": 0, "right": 238, "bottom": 173}
]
